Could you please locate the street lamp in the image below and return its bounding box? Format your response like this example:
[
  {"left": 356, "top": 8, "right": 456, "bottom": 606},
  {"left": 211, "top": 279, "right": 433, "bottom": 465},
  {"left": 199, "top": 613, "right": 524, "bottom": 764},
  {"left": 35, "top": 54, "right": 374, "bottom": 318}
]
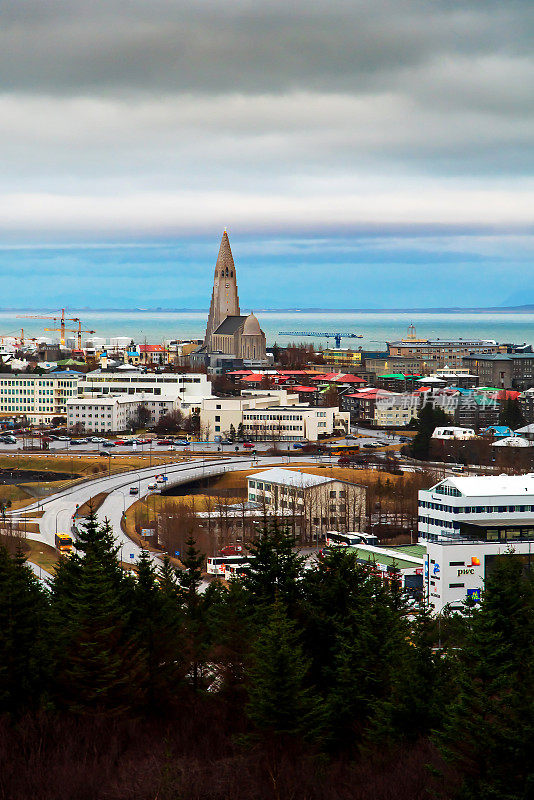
[
  {"left": 55, "top": 506, "right": 72, "bottom": 534},
  {"left": 115, "top": 490, "right": 127, "bottom": 514}
]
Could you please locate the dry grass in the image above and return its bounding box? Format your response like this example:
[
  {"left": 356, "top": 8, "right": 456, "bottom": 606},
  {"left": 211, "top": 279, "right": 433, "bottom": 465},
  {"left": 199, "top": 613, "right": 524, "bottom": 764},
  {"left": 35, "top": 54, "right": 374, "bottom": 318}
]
[
  {"left": 75, "top": 492, "right": 109, "bottom": 518},
  {"left": 24, "top": 540, "right": 58, "bottom": 575}
]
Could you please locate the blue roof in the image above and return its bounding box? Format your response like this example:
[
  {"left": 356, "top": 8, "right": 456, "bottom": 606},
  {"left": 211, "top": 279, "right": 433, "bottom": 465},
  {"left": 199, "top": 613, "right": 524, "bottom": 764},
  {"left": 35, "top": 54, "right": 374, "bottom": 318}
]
[
  {"left": 483, "top": 426, "right": 516, "bottom": 437},
  {"left": 51, "top": 369, "right": 83, "bottom": 376}
]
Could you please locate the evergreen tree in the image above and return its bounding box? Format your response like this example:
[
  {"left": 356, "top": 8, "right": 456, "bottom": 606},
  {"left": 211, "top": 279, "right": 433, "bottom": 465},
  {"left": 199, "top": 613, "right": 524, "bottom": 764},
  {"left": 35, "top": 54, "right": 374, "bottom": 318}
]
[
  {"left": 178, "top": 536, "right": 206, "bottom": 691},
  {"left": 436, "top": 554, "right": 534, "bottom": 799},
  {"left": 243, "top": 523, "right": 305, "bottom": 612},
  {"left": 131, "top": 549, "right": 184, "bottom": 710},
  {"left": 411, "top": 402, "right": 452, "bottom": 460},
  {"left": 0, "top": 545, "right": 50, "bottom": 713},
  {"left": 229, "top": 423, "right": 236, "bottom": 441},
  {"left": 51, "top": 512, "right": 142, "bottom": 714},
  {"left": 246, "top": 600, "right": 322, "bottom": 741},
  {"left": 499, "top": 395, "right": 525, "bottom": 430}
]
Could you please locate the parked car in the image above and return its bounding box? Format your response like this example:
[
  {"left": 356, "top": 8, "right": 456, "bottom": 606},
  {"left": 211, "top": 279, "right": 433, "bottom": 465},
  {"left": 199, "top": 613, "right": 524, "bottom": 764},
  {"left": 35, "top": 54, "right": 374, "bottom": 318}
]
[
  {"left": 156, "top": 439, "right": 173, "bottom": 446},
  {"left": 243, "top": 442, "right": 254, "bottom": 449},
  {"left": 174, "top": 439, "right": 189, "bottom": 446},
  {"left": 114, "top": 440, "right": 126, "bottom": 445},
  {"left": 101, "top": 441, "right": 116, "bottom": 448}
]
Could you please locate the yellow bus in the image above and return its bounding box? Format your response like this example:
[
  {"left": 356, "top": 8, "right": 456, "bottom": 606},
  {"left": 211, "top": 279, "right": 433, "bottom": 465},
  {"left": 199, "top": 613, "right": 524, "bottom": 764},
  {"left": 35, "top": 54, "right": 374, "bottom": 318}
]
[{"left": 55, "top": 533, "right": 73, "bottom": 556}]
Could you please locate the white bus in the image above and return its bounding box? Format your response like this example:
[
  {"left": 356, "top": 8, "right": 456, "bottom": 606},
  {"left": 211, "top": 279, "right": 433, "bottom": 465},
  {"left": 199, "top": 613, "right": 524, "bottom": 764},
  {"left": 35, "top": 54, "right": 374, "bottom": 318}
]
[
  {"left": 224, "top": 562, "right": 250, "bottom": 581},
  {"left": 325, "top": 531, "right": 366, "bottom": 547},
  {"left": 206, "top": 555, "right": 248, "bottom": 576}
]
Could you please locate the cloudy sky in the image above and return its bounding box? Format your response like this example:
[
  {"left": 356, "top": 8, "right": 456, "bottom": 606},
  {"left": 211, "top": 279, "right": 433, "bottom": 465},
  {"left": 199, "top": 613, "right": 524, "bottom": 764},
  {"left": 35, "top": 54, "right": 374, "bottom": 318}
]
[{"left": 1, "top": 0, "right": 533, "bottom": 308}]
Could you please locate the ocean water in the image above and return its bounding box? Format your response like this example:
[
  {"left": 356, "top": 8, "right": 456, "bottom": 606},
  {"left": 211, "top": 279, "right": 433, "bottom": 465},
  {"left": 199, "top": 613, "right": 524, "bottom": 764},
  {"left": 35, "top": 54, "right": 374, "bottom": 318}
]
[{"left": 2, "top": 310, "right": 534, "bottom": 350}]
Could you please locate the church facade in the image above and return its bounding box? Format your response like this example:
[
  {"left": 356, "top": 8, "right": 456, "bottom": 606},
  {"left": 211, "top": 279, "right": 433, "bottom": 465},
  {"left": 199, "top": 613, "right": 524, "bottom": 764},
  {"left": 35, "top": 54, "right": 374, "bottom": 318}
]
[{"left": 202, "top": 231, "right": 267, "bottom": 362}]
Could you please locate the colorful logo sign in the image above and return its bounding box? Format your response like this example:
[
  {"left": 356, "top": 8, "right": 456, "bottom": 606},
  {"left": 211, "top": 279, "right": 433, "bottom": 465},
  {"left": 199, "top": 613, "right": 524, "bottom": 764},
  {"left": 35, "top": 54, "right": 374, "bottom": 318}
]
[
  {"left": 433, "top": 563, "right": 440, "bottom": 576},
  {"left": 467, "top": 588, "right": 482, "bottom": 602},
  {"left": 471, "top": 556, "right": 481, "bottom": 566}
]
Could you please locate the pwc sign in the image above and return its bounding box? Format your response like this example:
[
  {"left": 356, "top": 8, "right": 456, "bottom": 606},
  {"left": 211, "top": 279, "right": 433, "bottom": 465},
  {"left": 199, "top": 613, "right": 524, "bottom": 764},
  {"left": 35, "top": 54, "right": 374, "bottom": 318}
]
[{"left": 457, "top": 557, "right": 481, "bottom": 578}]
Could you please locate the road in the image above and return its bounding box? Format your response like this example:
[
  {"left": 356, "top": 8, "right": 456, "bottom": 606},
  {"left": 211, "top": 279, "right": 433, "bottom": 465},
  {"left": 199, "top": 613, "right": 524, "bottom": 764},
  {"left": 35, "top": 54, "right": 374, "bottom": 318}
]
[{"left": 8, "top": 454, "right": 295, "bottom": 567}]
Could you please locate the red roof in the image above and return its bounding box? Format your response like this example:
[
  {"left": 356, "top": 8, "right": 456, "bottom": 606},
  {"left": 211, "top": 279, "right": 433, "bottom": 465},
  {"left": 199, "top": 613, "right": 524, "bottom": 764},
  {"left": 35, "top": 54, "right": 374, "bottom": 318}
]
[
  {"left": 292, "top": 385, "right": 319, "bottom": 392},
  {"left": 139, "top": 344, "right": 164, "bottom": 353},
  {"left": 242, "top": 373, "right": 267, "bottom": 382},
  {"left": 345, "top": 388, "right": 391, "bottom": 399},
  {"left": 226, "top": 370, "right": 254, "bottom": 375},
  {"left": 277, "top": 370, "right": 310, "bottom": 375}
]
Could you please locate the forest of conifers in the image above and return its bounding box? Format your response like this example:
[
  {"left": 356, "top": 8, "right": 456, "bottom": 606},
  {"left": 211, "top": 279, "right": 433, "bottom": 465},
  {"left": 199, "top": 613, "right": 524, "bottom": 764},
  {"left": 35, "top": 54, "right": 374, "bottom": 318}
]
[{"left": 0, "top": 513, "right": 532, "bottom": 800}]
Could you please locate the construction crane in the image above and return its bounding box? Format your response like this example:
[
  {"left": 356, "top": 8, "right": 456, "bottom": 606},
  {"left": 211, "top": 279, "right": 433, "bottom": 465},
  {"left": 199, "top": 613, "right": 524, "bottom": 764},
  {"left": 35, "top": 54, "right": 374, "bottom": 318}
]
[
  {"left": 17, "top": 309, "right": 75, "bottom": 346},
  {"left": 67, "top": 320, "right": 96, "bottom": 351},
  {"left": 278, "top": 331, "right": 363, "bottom": 348},
  {"left": 0, "top": 329, "right": 39, "bottom": 348}
]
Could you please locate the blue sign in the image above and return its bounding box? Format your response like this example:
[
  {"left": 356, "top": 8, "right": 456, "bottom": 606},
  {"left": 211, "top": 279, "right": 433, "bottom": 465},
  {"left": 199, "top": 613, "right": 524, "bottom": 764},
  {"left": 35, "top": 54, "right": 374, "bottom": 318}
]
[
  {"left": 174, "top": 550, "right": 180, "bottom": 557},
  {"left": 130, "top": 553, "right": 135, "bottom": 559},
  {"left": 433, "top": 563, "right": 440, "bottom": 576},
  {"left": 467, "top": 588, "right": 481, "bottom": 603}
]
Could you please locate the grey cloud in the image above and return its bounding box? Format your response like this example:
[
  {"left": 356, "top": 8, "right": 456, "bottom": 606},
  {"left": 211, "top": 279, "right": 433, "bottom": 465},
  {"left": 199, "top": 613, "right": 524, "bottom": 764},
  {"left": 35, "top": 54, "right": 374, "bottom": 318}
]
[{"left": 1, "top": 0, "right": 533, "bottom": 98}]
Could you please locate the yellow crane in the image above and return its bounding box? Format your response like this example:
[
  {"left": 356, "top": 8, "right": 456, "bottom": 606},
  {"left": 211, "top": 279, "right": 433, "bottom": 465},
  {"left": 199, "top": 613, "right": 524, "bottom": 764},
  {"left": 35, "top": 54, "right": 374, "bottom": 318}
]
[
  {"left": 67, "top": 320, "right": 96, "bottom": 351},
  {"left": 17, "top": 309, "right": 75, "bottom": 346}
]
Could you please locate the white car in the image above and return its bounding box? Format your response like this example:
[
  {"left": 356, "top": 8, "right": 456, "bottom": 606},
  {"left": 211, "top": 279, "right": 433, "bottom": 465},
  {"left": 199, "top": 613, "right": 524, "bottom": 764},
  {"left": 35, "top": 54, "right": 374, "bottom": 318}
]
[{"left": 147, "top": 482, "right": 158, "bottom": 490}]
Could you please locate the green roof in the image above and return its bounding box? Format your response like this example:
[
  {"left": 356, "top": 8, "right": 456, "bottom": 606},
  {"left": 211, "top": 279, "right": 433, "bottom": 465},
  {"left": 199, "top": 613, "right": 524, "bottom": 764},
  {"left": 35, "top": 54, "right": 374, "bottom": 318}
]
[
  {"left": 478, "top": 387, "right": 500, "bottom": 392},
  {"left": 392, "top": 544, "right": 427, "bottom": 558},
  {"left": 348, "top": 547, "right": 422, "bottom": 570},
  {"left": 378, "top": 373, "right": 407, "bottom": 379}
]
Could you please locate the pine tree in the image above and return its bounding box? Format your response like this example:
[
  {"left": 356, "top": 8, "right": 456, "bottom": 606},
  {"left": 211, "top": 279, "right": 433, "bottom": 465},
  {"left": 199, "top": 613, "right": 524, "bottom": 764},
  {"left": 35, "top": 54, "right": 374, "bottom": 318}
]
[
  {"left": 178, "top": 536, "right": 206, "bottom": 691},
  {"left": 132, "top": 549, "right": 185, "bottom": 710},
  {"left": 411, "top": 402, "right": 452, "bottom": 460},
  {"left": 0, "top": 544, "right": 50, "bottom": 713},
  {"left": 51, "top": 512, "right": 142, "bottom": 714},
  {"left": 436, "top": 554, "right": 534, "bottom": 799},
  {"left": 243, "top": 522, "right": 305, "bottom": 612},
  {"left": 246, "top": 600, "right": 322, "bottom": 741}
]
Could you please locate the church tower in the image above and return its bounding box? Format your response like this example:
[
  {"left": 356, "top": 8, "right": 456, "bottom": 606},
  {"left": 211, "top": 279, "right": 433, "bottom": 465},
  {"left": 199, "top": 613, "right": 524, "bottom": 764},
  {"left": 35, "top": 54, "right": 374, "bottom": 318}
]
[{"left": 204, "top": 230, "right": 240, "bottom": 347}]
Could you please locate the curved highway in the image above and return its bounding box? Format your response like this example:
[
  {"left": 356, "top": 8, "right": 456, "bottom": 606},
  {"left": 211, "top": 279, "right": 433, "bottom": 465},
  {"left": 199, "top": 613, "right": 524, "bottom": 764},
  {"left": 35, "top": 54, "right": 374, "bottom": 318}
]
[{"left": 8, "top": 455, "right": 293, "bottom": 565}]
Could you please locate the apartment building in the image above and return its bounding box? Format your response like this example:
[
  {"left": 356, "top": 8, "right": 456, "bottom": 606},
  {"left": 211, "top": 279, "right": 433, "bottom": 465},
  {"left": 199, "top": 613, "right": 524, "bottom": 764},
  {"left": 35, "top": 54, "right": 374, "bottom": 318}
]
[
  {"left": 374, "top": 393, "right": 419, "bottom": 427},
  {"left": 387, "top": 329, "right": 501, "bottom": 371},
  {"left": 0, "top": 370, "right": 82, "bottom": 425},
  {"left": 66, "top": 390, "right": 182, "bottom": 432},
  {"left": 81, "top": 369, "right": 212, "bottom": 413},
  {"left": 463, "top": 353, "right": 534, "bottom": 390},
  {"left": 247, "top": 467, "right": 365, "bottom": 534},
  {"left": 242, "top": 405, "right": 349, "bottom": 441},
  {"left": 200, "top": 390, "right": 299, "bottom": 437}
]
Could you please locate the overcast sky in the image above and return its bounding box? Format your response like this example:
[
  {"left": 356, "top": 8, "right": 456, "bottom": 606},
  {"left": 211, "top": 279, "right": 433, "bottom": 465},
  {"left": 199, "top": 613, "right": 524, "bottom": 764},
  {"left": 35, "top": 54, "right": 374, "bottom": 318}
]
[{"left": 1, "top": 0, "right": 533, "bottom": 307}]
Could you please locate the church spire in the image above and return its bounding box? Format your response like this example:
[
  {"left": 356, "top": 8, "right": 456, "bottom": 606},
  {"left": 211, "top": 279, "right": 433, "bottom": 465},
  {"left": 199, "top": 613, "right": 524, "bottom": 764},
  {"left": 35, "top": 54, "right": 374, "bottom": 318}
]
[{"left": 204, "top": 230, "right": 241, "bottom": 347}]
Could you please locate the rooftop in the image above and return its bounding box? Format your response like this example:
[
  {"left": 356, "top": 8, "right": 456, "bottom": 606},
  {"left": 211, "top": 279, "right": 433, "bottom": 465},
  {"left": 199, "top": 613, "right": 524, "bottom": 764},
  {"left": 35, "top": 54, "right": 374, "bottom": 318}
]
[
  {"left": 249, "top": 467, "right": 335, "bottom": 488},
  {"left": 433, "top": 474, "right": 534, "bottom": 497}
]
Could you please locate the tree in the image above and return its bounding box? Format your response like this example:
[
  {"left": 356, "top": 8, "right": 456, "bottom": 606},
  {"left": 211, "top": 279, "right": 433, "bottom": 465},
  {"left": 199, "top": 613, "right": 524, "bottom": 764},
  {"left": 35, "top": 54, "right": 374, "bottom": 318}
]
[
  {"left": 131, "top": 549, "right": 185, "bottom": 710},
  {"left": 411, "top": 402, "right": 452, "bottom": 460},
  {"left": 155, "top": 409, "right": 185, "bottom": 434},
  {"left": 499, "top": 395, "right": 525, "bottom": 430},
  {"left": 178, "top": 536, "right": 206, "bottom": 691},
  {"left": 246, "top": 600, "right": 322, "bottom": 741},
  {"left": 436, "top": 554, "right": 534, "bottom": 799},
  {"left": 50, "top": 511, "right": 142, "bottom": 714},
  {"left": 229, "top": 423, "right": 236, "bottom": 442},
  {"left": 243, "top": 523, "right": 305, "bottom": 611},
  {"left": 0, "top": 545, "right": 50, "bottom": 714}
]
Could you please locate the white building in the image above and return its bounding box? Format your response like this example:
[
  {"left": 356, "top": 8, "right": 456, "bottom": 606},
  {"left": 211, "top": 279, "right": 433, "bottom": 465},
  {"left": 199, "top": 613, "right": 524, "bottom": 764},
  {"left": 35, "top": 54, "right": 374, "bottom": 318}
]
[
  {"left": 200, "top": 390, "right": 299, "bottom": 438},
  {"left": 419, "top": 474, "right": 534, "bottom": 612},
  {"left": 425, "top": 536, "right": 534, "bottom": 613},
  {"left": 247, "top": 467, "right": 365, "bottom": 533},
  {"left": 243, "top": 404, "right": 349, "bottom": 442},
  {"left": 66, "top": 395, "right": 140, "bottom": 433},
  {"left": 66, "top": 390, "right": 183, "bottom": 432},
  {"left": 419, "top": 474, "right": 534, "bottom": 544},
  {"left": 374, "top": 394, "right": 419, "bottom": 427},
  {"left": 0, "top": 370, "right": 82, "bottom": 425},
  {"left": 80, "top": 368, "right": 212, "bottom": 414}
]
